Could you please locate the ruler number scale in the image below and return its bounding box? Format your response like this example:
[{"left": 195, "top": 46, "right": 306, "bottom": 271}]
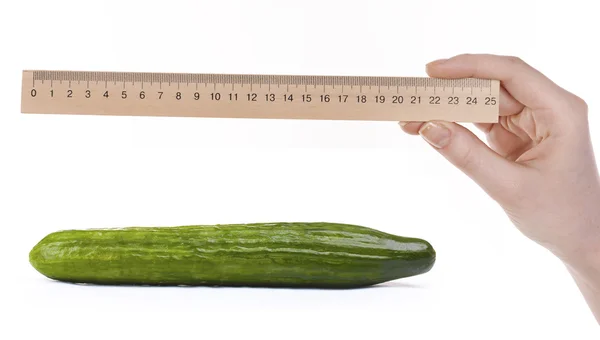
[{"left": 21, "top": 70, "right": 500, "bottom": 122}]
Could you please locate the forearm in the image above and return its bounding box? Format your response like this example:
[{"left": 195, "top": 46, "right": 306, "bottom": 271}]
[
  {"left": 566, "top": 262, "right": 600, "bottom": 324},
  {"left": 562, "top": 209, "right": 600, "bottom": 324}
]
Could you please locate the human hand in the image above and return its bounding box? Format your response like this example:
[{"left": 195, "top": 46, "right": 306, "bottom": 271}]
[{"left": 399, "top": 54, "right": 600, "bottom": 271}]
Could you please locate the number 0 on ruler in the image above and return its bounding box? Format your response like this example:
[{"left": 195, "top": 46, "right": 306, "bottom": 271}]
[{"left": 21, "top": 70, "right": 500, "bottom": 122}]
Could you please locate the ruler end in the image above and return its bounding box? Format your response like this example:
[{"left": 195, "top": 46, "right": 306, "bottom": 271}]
[{"left": 21, "top": 71, "right": 34, "bottom": 114}]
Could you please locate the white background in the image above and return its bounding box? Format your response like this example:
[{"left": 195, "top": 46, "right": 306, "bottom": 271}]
[{"left": 1, "top": 0, "right": 599, "bottom": 338}]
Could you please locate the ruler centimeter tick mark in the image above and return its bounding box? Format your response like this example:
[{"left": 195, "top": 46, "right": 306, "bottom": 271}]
[{"left": 21, "top": 70, "right": 500, "bottom": 122}]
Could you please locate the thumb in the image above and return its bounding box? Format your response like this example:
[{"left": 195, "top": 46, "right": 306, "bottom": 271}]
[{"left": 418, "top": 121, "right": 521, "bottom": 201}]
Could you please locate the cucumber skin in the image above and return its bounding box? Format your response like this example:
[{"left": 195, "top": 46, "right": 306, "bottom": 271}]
[{"left": 29, "top": 222, "right": 435, "bottom": 288}]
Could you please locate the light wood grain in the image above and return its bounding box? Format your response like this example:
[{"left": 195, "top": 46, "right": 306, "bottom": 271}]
[{"left": 21, "top": 70, "right": 500, "bottom": 122}]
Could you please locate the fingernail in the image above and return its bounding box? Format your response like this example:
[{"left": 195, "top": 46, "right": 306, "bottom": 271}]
[
  {"left": 419, "top": 122, "right": 451, "bottom": 148},
  {"left": 426, "top": 59, "right": 448, "bottom": 68},
  {"left": 398, "top": 121, "right": 408, "bottom": 127}
]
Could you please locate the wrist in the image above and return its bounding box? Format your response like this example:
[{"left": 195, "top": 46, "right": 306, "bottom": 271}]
[
  {"left": 559, "top": 216, "right": 600, "bottom": 278},
  {"left": 554, "top": 180, "right": 600, "bottom": 271}
]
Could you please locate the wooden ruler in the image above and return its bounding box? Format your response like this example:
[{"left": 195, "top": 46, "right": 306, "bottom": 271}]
[{"left": 21, "top": 70, "right": 500, "bottom": 122}]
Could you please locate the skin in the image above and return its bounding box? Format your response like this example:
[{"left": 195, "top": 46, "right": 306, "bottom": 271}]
[{"left": 398, "top": 53, "right": 600, "bottom": 323}]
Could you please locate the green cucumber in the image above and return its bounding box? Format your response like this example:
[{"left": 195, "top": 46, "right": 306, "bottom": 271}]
[{"left": 29, "top": 222, "right": 435, "bottom": 288}]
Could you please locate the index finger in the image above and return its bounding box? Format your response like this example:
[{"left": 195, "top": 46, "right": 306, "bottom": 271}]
[{"left": 426, "top": 54, "right": 567, "bottom": 110}]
